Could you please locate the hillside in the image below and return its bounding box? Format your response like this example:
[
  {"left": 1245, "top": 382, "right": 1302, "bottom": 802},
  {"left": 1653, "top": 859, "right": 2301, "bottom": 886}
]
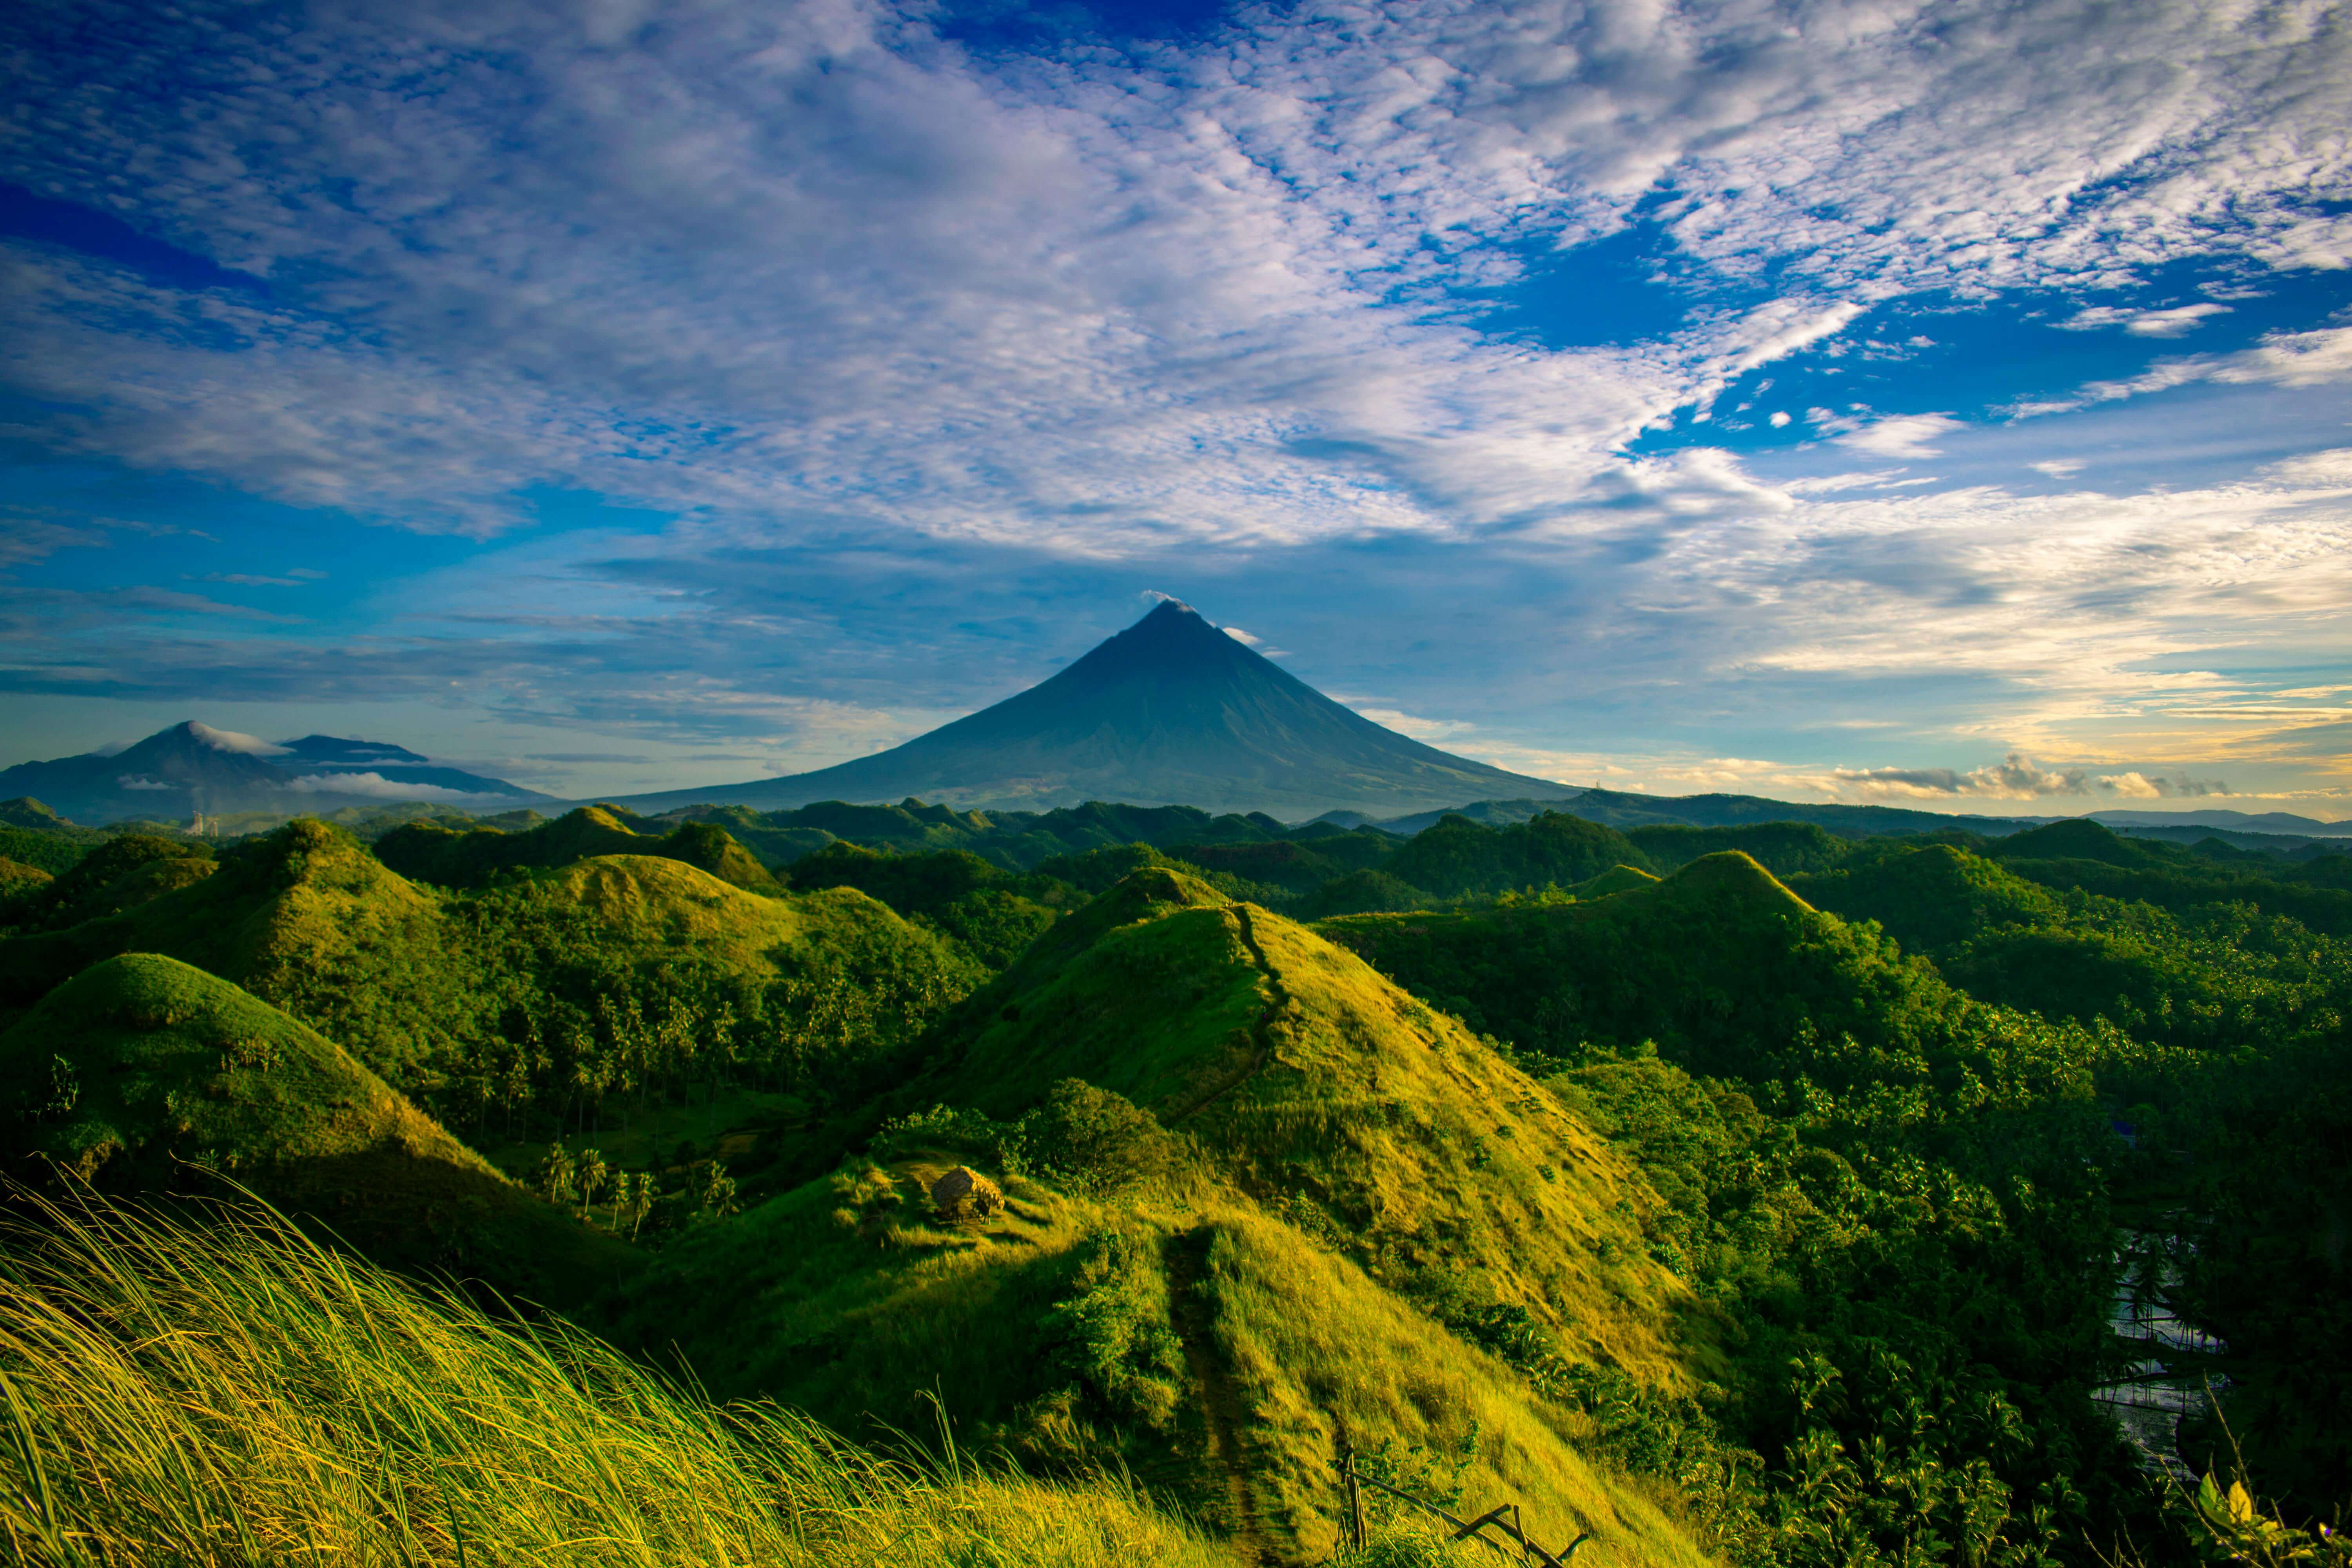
[
  {"left": 0, "top": 1194, "right": 1234, "bottom": 1568},
  {"left": 1318, "top": 853, "right": 2148, "bottom": 1557},
  {"left": 0, "top": 953, "right": 635, "bottom": 1303},
  {"left": 606, "top": 601, "right": 1578, "bottom": 817},
  {"left": 604, "top": 866, "right": 1712, "bottom": 1565},
  {"left": 0, "top": 818, "right": 984, "bottom": 1145},
  {"left": 376, "top": 805, "right": 784, "bottom": 893}
]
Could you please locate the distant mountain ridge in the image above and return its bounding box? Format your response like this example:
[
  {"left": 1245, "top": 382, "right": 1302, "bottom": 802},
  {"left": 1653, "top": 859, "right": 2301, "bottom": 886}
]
[
  {"left": 0, "top": 721, "right": 548, "bottom": 826},
  {"left": 606, "top": 601, "right": 1579, "bottom": 817},
  {"left": 1333, "top": 792, "right": 2352, "bottom": 840},
  {"left": 2087, "top": 807, "right": 2352, "bottom": 836}
]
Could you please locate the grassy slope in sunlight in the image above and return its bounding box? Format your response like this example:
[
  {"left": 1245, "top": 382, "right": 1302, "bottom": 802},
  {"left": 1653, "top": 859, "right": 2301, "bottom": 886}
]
[{"left": 0, "top": 1192, "right": 1229, "bottom": 1568}]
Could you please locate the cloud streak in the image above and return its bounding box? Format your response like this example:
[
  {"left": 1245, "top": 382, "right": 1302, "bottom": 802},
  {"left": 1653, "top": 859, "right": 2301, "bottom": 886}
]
[{"left": 1830, "top": 753, "right": 2229, "bottom": 800}]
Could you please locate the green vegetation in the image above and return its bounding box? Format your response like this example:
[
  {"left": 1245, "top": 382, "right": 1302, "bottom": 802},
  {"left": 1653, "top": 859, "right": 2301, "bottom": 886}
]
[
  {"left": 0, "top": 819, "right": 983, "bottom": 1177},
  {"left": 0, "top": 954, "right": 635, "bottom": 1303},
  {"left": 1983, "top": 820, "right": 2352, "bottom": 935},
  {"left": 0, "top": 828, "right": 97, "bottom": 877},
  {"left": 0, "top": 858, "right": 51, "bottom": 923},
  {"left": 604, "top": 865, "right": 1715, "bottom": 1565},
  {"left": 787, "top": 841, "right": 1081, "bottom": 966},
  {"left": 0, "top": 1190, "right": 1229, "bottom": 1568},
  {"left": 1321, "top": 853, "right": 2152, "bottom": 1566},
  {"left": 1627, "top": 822, "right": 1857, "bottom": 877},
  {"left": 6, "top": 790, "right": 2349, "bottom": 1565},
  {"left": 655, "top": 797, "right": 1296, "bottom": 872},
  {"left": 1374, "top": 812, "right": 1652, "bottom": 897},
  {"left": 377, "top": 804, "right": 784, "bottom": 893},
  {"left": 7, "top": 833, "right": 215, "bottom": 931},
  {"left": 0, "top": 796, "right": 108, "bottom": 843}
]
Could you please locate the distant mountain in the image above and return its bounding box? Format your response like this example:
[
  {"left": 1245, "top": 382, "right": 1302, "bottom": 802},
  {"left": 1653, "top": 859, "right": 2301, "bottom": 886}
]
[
  {"left": 2090, "top": 807, "right": 2352, "bottom": 837},
  {"left": 0, "top": 722, "right": 548, "bottom": 826},
  {"left": 608, "top": 601, "right": 1579, "bottom": 818},
  {"left": 1379, "top": 787, "right": 2053, "bottom": 839}
]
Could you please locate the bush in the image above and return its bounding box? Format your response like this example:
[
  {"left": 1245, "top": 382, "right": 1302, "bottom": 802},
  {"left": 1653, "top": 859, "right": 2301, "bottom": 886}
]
[{"left": 1018, "top": 1080, "right": 1178, "bottom": 1194}]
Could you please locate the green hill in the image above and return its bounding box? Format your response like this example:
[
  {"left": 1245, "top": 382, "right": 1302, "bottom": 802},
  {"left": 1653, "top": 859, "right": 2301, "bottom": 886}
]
[
  {"left": 0, "top": 795, "right": 109, "bottom": 840},
  {"left": 1792, "top": 840, "right": 2065, "bottom": 953},
  {"left": 0, "top": 953, "right": 635, "bottom": 1304},
  {"left": 1320, "top": 851, "right": 1844, "bottom": 1075},
  {"left": 13, "top": 833, "right": 216, "bottom": 932},
  {"left": 1317, "top": 852, "right": 2149, "bottom": 1562},
  {"left": 1790, "top": 836, "right": 2352, "bottom": 1057},
  {"left": 0, "top": 829, "right": 91, "bottom": 878},
  {"left": 376, "top": 805, "right": 783, "bottom": 893},
  {"left": 1570, "top": 863, "right": 1661, "bottom": 898},
  {"left": 1987, "top": 818, "right": 2352, "bottom": 934},
  {"left": 0, "top": 819, "right": 984, "bottom": 1154},
  {"left": 1624, "top": 821, "right": 1856, "bottom": 877},
  {"left": 1374, "top": 811, "right": 1653, "bottom": 898},
  {"left": 0, "top": 858, "right": 51, "bottom": 924},
  {"left": 785, "top": 841, "right": 1077, "bottom": 967},
  {"left": 604, "top": 867, "right": 1710, "bottom": 1565}
]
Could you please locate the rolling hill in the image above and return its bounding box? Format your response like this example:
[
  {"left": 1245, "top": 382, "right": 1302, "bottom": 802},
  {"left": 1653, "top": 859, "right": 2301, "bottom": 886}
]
[
  {"left": 0, "top": 952, "right": 637, "bottom": 1304},
  {"left": 603, "top": 865, "right": 1712, "bottom": 1566},
  {"left": 0, "top": 817, "right": 984, "bottom": 1121},
  {"left": 606, "top": 601, "right": 1579, "bottom": 818}
]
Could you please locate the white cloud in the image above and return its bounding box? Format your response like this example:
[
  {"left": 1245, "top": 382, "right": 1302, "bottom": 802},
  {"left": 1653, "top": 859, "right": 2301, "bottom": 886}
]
[
  {"left": 5, "top": 0, "right": 2352, "bottom": 802},
  {"left": 1222, "top": 627, "right": 1262, "bottom": 646},
  {"left": 187, "top": 722, "right": 288, "bottom": 756},
  {"left": 2, "top": 0, "right": 2349, "bottom": 551},
  {"left": 2266, "top": 448, "right": 2352, "bottom": 486},
  {"left": 2058, "top": 303, "right": 2233, "bottom": 337},
  {"left": 1349, "top": 706, "right": 1479, "bottom": 743},
  {"left": 1833, "top": 414, "right": 1965, "bottom": 459},
  {"left": 1825, "top": 753, "right": 2228, "bottom": 800},
  {"left": 279, "top": 771, "right": 516, "bottom": 804},
  {"left": 2024, "top": 326, "right": 2352, "bottom": 417}
]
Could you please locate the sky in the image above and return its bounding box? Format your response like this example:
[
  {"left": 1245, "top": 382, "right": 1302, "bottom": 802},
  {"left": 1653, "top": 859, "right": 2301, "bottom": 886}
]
[{"left": 3, "top": 0, "right": 2350, "bottom": 815}]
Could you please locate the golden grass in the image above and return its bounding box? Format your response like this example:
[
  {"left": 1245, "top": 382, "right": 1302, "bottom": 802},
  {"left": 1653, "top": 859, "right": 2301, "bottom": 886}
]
[
  {"left": 0, "top": 1189, "right": 1229, "bottom": 1568},
  {"left": 1188, "top": 1205, "right": 1718, "bottom": 1568}
]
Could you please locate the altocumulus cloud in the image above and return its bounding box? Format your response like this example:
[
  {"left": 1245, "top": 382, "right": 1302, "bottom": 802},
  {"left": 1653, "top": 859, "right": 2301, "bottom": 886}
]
[
  {"left": 2, "top": 0, "right": 2351, "bottom": 801},
  {"left": 6, "top": 0, "right": 2352, "bottom": 544}
]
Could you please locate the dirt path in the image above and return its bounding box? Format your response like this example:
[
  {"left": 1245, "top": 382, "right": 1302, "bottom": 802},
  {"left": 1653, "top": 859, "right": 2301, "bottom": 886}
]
[
  {"left": 1164, "top": 904, "right": 1292, "bottom": 1125},
  {"left": 1163, "top": 1225, "right": 1283, "bottom": 1566}
]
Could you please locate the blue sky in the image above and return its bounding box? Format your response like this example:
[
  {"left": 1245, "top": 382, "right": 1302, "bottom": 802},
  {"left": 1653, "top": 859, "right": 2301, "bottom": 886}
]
[{"left": 3, "top": 0, "right": 2350, "bottom": 813}]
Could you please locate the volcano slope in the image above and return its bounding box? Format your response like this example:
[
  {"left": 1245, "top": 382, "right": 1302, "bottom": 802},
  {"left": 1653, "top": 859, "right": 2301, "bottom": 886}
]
[
  {"left": 0, "top": 818, "right": 982, "bottom": 1121},
  {"left": 603, "top": 867, "right": 1715, "bottom": 1568},
  {"left": 0, "top": 953, "right": 636, "bottom": 1305},
  {"left": 1317, "top": 853, "right": 2149, "bottom": 1560}
]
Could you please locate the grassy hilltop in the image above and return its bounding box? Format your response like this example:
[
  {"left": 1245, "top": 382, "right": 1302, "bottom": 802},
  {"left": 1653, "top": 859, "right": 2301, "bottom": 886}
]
[{"left": 605, "top": 866, "right": 1714, "bottom": 1566}]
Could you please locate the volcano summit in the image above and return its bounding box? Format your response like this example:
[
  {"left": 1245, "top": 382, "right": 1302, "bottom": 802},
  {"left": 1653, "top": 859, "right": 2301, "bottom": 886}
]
[{"left": 615, "top": 601, "right": 1575, "bottom": 818}]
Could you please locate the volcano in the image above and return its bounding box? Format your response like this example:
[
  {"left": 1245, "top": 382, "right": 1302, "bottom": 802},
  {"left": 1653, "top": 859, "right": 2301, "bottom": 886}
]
[
  {"left": 612, "top": 601, "right": 1577, "bottom": 818},
  {"left": 0, "top": 722, "right": 548, "bottom": 826}
]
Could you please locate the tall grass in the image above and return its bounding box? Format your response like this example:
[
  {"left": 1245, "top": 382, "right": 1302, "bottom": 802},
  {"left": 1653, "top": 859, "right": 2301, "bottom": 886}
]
[{"left": 0, "top": 1190, "right": 1227, "bottom": 1567}]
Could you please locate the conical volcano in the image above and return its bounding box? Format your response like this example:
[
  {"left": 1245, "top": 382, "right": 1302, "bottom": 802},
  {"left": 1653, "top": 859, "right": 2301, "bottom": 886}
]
[{"left": 613, "top": 601, "right": 1575, "bottom": 817}]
